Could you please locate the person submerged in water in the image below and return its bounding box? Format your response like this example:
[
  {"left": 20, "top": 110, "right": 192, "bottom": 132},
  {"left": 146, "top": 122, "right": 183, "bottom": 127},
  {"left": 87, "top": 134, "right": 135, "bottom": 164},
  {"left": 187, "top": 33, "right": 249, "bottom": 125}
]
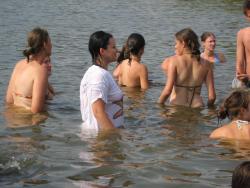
[
  {"left": 158, "top": 28, "right": 216, "bottom": 108},
  {"left": 5, "top": 27, "right": 53, "bottom": 113},
  {"left": 113, "top": 33, "right": 149, "bottom": 90},
  {"left": 210, "top": 90, "right": 250, "bottom": 140},
  {"left": 200, "top": 32, "right": 226, "bottom": 65},
  {"left": 80, "top": 31, "right": 124, "bottom": 130}
]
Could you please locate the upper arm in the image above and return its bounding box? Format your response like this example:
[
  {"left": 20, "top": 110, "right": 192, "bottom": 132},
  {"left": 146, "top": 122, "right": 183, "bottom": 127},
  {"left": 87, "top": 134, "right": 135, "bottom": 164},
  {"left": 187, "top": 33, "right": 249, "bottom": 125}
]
[
  {"left": 92, "top": 98, "right": 115, "bottom": 130},
  {"left": 158, "top": 60, "right": 176, "bottom": 103},
  {"left": 113, "top": 64, "right": 121, "bottom": 79},
  {"left": 161, "top": 57, "right": 171, "bottom": 76},
  {"left": 5, "top": 66, "right": 17, "bottom": 104},
  {"left": 165, "top": 60, "right": 176, "bottom": 94},
  {"left": 140, "top": 65, "right": 149, "bottom": 90},
  {"left": 31, "top": 67, "right": 48, "bottom": 113},
  {"left": 209, "top": 127, "right": 226, "bottom": 139},
  {"left": 218, "top": 53, "right": 226, "bottom": 63},
  {"left": 205, "top": 65, "right": 216, "bottom": 101},
  {"left": 236, "top": 30, "right": 245, "bottom": 74}
]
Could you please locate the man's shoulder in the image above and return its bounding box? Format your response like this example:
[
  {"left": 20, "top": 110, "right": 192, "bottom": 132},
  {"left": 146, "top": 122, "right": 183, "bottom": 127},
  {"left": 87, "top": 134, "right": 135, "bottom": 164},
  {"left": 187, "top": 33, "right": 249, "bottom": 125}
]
[{"left": 238, "top": 27, "right": 250, "bottom": 35}]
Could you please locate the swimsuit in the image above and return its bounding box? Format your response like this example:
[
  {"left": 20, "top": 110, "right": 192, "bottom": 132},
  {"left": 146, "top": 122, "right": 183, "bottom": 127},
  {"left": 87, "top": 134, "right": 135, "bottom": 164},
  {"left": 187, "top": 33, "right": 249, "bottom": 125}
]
[
  {"left": 174, "top": 84, "right": 202, "bottom": 107},
  {"left": 14, "top": 92, "right": 32, "bottom": 99},
  {"left": 235, "top": 120, "right": 249, "bottom": 129},
  {"left": 214, "top": 53, "right": 220, "bottom": 64}
]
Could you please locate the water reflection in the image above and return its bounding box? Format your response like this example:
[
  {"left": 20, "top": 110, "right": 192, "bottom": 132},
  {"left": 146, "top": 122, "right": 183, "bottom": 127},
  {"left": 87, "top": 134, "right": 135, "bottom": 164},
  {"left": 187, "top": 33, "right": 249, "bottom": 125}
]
[
  {"left": 70, "top": 130, "right": 125, "bottom": 187},
  {"left": 3, "top": 105, "right": 48, "bottom": 128}
]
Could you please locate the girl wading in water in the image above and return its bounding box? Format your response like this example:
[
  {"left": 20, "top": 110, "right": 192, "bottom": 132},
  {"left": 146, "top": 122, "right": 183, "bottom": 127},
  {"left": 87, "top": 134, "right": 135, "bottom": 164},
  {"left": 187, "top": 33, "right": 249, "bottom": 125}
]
[
  {"left": 158, "top": 28, "right": 216, "bottom": 108},
  {"left": 80, "top": 31, "right": 123, "bottom": 131}
]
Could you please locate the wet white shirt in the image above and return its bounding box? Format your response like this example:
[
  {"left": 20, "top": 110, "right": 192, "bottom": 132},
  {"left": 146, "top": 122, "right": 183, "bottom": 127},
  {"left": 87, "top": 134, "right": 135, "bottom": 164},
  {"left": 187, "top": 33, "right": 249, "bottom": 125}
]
[{"left": 80, "top": 65, "right": 123, "bottom": 130}]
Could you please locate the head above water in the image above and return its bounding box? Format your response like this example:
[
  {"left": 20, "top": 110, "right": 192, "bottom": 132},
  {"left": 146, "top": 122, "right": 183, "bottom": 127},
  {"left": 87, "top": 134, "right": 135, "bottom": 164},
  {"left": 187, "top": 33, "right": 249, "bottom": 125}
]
[
  {"left": 200, "top": 32, "right": 216, "bottom": 42},
  {"left": 117, "top": 33, "right": 145, "bottom": 64},
  {"left": 23, "top": 27, "right": 50, "bottom": 62},
  {"left": 175, "top": 28, "right": 200, "bottom": 60},
  {"left": 88, "top": 31, "right": 113, "bottom": 64},
  {"left": 218, "top": 90, "right": 250, "bottom": 121},
  {"left": 243, "top": 0, "right": 250, "bottom": 16},
  {"left": 232, "top": 161, "right": 250, "bottom": 188}
]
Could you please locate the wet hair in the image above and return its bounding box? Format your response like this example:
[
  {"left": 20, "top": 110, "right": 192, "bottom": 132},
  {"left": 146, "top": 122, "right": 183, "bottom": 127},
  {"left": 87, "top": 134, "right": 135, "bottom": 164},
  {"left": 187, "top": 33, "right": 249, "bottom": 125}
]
[
  {"left": 88, "top": 31, "right": 113, "bottom": 65},
  {"left": 243, "top": 0, "right": 250, "bottom": 16},
  {"left": 175, "top": 28, "right": 200, "bottom": 60},
  {"left": 117, "top": 33, "right": 145, "bottom": 64},
  {"left": 23, "top": 27, "right": 50, "bottom": 62},
  {"left": 218, "top": 90, "right": 250, "bottom": 121},
  {"left": 232, "top": 161, "right": 250, "bottom": 188},
  {"left": 200, "top": 32, "right": 216, "bottom": 42}
]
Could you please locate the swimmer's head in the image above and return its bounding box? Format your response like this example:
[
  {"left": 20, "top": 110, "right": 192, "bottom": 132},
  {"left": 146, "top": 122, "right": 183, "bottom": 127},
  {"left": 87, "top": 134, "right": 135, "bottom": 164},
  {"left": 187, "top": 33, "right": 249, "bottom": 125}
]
[
  {"left": 117, "top": 33, "right": 145, "bottom": 64},
  {"left": 175, "top": 28, "right": 200, "bottom": 60},
  {"left": 88, "top": 31, "right": 114, "bottom": 66},
  {"left": 218, "top": 90, "right": 250, "bottom": 121},
  {"left": 243, "top": 0, "right": 250, "bottom": 18},
  {"left": 23, "top": 27, "right": 51, "bottom": 62}
]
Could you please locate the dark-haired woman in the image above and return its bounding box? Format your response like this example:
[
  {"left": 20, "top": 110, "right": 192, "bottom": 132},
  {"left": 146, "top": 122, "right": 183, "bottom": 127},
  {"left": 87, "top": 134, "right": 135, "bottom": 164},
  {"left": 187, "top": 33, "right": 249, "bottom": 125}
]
[
  {"left": 5, "top": 27, "right": 52, "bottom": 113},
  {"left": 210, "top": 90, "right": 250, "bottom": 140},
  {"left": 113, "top": 33, "right": 149, "bottom": 89},
  {"left": 80, "top": 31, "right": 123, "bottom": 130},
  {"left": 158, "top": 28, "right": 216, "bottom": 107}
]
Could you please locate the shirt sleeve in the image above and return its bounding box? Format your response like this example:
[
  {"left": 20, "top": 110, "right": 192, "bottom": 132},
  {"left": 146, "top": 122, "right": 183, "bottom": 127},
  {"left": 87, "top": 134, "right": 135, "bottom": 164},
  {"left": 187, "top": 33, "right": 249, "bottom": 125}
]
[{"left": 89, "top": 81, "right": 108, "bottom": 104}]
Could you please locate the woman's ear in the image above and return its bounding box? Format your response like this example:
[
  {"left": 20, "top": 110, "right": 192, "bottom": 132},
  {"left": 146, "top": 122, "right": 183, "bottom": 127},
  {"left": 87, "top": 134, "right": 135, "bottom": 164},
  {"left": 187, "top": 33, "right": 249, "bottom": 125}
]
[
  {"left": 239, "top": 107, "right": 246, "bottom": 118},
  {"left": 99, "top": 48, "right": 105, "bottom": 56}
]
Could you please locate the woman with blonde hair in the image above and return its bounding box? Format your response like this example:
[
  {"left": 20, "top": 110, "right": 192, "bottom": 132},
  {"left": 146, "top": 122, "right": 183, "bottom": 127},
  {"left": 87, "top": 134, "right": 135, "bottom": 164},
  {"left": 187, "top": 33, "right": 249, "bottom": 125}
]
[{"left": 6, "top": 27, "right": 52, "bottom": 113}]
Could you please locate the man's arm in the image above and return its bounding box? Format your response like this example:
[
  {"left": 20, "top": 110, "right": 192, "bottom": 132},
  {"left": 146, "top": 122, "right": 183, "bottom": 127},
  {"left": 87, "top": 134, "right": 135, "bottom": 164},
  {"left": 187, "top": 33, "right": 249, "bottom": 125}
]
[{"left": 236, "top": 30, "right": 246, "bottom": 76}]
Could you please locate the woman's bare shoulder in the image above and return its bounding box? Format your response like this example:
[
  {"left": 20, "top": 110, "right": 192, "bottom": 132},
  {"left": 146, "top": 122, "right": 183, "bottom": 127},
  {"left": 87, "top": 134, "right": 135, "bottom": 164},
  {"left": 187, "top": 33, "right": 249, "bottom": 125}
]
[{"left": 210, "top": 124, "right": 232, "bottom": 139}]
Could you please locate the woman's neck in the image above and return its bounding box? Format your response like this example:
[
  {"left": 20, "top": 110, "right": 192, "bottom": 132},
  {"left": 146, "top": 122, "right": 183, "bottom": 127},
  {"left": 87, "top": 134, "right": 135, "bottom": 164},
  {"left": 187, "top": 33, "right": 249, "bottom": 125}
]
[
  {"left": 203, "top": 49, "right": 214, "bottom": 57},
  {"left": 95, "top": 60, "right": 108, "bottom": 70},
  {"left": 131, "top": 55, "right": 141, "bottom": 62},
  {"left": 30, "top": 53, "right": 48, "bottom": 64}
]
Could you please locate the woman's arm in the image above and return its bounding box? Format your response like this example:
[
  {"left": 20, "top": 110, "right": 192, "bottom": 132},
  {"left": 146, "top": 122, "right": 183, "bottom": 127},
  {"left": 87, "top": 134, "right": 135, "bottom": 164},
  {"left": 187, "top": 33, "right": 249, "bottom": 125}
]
[
  {"left": 113, "top": 64, "right": 121, "bottom": 79},
  {"left": 31, "top": 66, "right": 48, "bottom": 113},
  {"left": 92, "top": 98, "right": 115, "bottom": 130},
  {"left": 218, "top": 52, "right": 226, "bottom": 63},
  {"left": 205, "top": 66, "right": 216, "bottom": 107},
  {"left": 158, "top": 60, "right": 176, "bottom": 104},
  {"left": 140, "top": 65, "right": 149, "bottom": 90},
  {"left": 5, "top": 69, "right": 16, "bottom": 104}
]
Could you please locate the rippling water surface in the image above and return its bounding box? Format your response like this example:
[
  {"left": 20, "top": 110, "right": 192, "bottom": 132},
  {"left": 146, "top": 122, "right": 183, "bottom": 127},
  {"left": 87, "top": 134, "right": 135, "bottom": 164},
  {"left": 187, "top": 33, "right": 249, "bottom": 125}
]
[{"left": 0, "top": 0, "right": 249, "bottom": 187}]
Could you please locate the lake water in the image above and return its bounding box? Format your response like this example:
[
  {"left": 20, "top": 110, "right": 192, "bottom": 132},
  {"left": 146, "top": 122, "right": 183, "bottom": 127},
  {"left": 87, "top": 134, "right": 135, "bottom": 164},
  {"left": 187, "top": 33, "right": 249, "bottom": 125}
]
[{"left": 0, "top": 0, "right": 250, "bottom": 187}]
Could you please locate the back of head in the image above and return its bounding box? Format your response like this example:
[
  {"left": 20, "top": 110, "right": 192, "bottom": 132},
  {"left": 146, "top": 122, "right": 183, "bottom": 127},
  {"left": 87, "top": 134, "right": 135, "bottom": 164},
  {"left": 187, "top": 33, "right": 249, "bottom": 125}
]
[
  {"left": 218, "top": 90, "right": 250, "bottom": 120},
  {"left": 200, "top": 32, "right": 215, "bottom": 42},
  {"left": 175, "top": 28, "right": 200, "bottom": 60},
  {"left": 23, "top": 27, "right": 49, "bottom": 62},
  {"left": 88, "top": 31, "right": 113, "bottom": 64},
  {"left": 243, "top": 0, "right": 250, "bottom": 16},
  {"left": 117, "top": 33, "right": 145, "bottom": 64},
  {"left": 232, "top": 161, "right": 250, "bottom": 188}
]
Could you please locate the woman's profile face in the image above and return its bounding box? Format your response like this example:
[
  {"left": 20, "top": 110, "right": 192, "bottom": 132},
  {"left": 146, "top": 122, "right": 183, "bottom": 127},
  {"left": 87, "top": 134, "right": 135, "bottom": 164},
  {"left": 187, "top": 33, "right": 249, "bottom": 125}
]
[
  {"left": 174, "top": 39, "right": 184, "bottom": 55},
  {"left": 102, "top": 37, "right": 117, "bottom": 63},
  {"left": 203, "top": 36, "right": 216, "bottom": 51},
  {"left": 245, "top": 9, "right": 250, "bottom": 21},
  {"left": 242, "top": 102, "right": 250, "bottom": 121},
  {"left": 44, "top": 37, "right": 52, "bottom": 56}
]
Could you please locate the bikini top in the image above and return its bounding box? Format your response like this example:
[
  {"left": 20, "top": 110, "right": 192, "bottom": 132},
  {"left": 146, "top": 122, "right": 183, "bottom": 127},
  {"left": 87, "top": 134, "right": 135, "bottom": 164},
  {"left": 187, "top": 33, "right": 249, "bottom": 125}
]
[
  {"left": 234, "top": 120, "right": 249, "bottom": 129},
  {"left": 14, "top": 92, "right": 32, "bottom": 99},
  {"left": 214, "top": 53, "right": 220, "bottom": 64}
]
